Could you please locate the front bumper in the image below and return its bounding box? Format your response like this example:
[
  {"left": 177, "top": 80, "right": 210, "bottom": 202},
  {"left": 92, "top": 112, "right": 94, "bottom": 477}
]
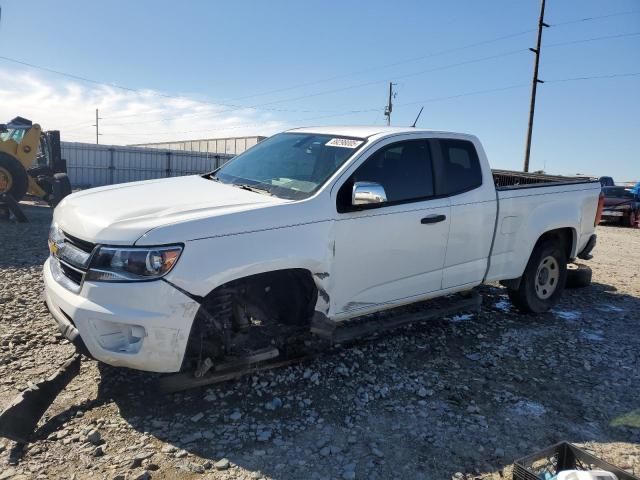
[
  {"left": 602, "top": 209, "right": 625, "bottom": 217},
  {"left": 43, "top": 258, "right": 200, "bottom": 372}
]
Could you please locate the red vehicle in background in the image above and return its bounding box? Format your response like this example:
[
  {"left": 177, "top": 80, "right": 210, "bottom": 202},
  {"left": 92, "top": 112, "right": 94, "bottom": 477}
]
[{"left": 601, "top": 185, "right": 640, "bottom": 228}]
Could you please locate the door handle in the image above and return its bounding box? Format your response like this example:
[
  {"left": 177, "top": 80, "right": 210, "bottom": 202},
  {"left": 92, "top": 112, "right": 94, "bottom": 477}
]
[{"left": 420, "top": 214, "right": 446, "bottom": 224}]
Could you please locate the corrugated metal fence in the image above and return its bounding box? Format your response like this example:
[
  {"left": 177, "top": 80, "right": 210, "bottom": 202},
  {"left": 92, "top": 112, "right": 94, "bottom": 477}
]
[
  {"left": 130, "top": 136, "right": 266, "bottom": 155},
  {"left": 61, "top": 142, "right": 234, "bottom": 187}
]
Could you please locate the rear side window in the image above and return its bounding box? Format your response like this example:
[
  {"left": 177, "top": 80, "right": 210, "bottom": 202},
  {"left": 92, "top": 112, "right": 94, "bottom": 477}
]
[{"left": 438, "top": 139, "right": 482, "bottom": 195}]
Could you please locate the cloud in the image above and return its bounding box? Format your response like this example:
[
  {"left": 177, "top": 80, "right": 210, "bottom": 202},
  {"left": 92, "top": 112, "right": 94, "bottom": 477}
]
[{"left": 0, "top": 68, "right": 288, "bottom": 145}]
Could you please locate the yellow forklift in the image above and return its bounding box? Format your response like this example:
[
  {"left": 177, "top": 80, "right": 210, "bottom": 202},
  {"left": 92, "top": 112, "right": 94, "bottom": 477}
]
[{"left": 0, "top": 117, "right": 71, "bottom": 220}]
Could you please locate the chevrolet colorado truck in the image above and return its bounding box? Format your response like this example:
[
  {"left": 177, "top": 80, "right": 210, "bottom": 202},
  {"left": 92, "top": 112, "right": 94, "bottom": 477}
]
[{"left": 44, "top": 126, "right": 602, "bottom": 373}]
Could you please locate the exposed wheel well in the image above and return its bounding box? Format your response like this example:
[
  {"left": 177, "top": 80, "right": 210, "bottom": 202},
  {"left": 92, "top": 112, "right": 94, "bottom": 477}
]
[
  {"left": 206, "top": 268, "right": 319, "bottom": 326},
  {"left": 182, "top": 269, "right": 319, "bottom": 370},
  {"left": 500, "top": 227, "right": 574, "bottom": 290},
  {"left": 534, "top": 227, "right": 575, "bottom": 260}
]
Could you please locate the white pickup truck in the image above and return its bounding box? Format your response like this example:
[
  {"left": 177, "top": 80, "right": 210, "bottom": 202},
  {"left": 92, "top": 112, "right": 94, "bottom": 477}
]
[{"left": 44, "top": 126, "right": 602, "bottom": 374}]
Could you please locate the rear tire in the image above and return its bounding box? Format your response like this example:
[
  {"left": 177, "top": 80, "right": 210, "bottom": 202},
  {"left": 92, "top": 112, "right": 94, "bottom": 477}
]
[
  {"left": 566, "top": 263, "right": 592, "bottom": 288},
  {"left": 0, "top": 152, "right": 29, "bottom": 202},
  {"left": 507, "top": 240, "right": 567, "bottom": 314}
]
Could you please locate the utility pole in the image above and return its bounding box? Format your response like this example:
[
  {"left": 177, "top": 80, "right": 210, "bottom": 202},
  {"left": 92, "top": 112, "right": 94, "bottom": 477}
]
[
  {"left": 92, "top": 108, "right": 101, "bottom": 144},
  {"left": 523, "top": 0, "right": 549, "bottom": 172},
  {"left": 384, "top": 82, "right": 397, "bottom": 126}
]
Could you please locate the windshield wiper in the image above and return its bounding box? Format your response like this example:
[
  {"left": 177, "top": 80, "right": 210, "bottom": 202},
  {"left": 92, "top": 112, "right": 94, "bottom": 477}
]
[{"left": 234, "top": 183, "right": 273, "bottom": 196}]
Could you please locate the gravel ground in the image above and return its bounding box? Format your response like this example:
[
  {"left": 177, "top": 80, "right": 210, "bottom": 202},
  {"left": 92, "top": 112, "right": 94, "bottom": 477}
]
[{"left": 1, "top": 204, "right": 639, "bottom": 480}]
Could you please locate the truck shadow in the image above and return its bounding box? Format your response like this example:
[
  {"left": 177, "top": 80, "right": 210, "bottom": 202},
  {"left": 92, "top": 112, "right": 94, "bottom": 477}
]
[{"left": 27, "top": 282, "right": 640, "bottom": 478}]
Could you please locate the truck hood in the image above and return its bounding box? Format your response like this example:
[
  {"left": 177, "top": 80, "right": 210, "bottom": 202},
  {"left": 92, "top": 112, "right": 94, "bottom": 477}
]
[{"left": 54, "top": 176, "right": 287, "bottom": 244}]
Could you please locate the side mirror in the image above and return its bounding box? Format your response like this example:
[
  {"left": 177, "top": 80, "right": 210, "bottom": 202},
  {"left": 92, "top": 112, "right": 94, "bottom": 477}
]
[{"left": 352, "top": 181, "right": 387, "bottom": 206}]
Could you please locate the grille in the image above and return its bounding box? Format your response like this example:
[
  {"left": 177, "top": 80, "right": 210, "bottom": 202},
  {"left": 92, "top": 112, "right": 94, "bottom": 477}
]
[
  {"left": 55, "top": 231, "right": 96, "bottom": 287},
  {"left": 63, "top": 232, "right": 95, "bottom": 254},
  {"left": 59, "top": 261, "right": 84, "bottom": 284}
]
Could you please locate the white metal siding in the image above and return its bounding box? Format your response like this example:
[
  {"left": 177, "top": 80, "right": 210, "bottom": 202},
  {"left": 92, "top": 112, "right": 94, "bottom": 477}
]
[
  {"left": 62, "top": 142, "right": 234, "bottom": 187},
  {"left": 130, "top": 136, "right": 266, "bottom": 155}
]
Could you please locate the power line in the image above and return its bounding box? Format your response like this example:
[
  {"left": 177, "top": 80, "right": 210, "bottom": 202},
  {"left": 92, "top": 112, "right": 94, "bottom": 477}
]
[
  {"left": 545, "top": 31, "right": 640, "bottom": 48},
  {"left": 0, "top": 54, "right": 339, "bottom": 116},
  {"left": 99, "top": 108, "right": 382, "bottom": 137},
  {"left": 0, "top": 26, "right": 538, "bottom": 126},
  {"left": 224, "top": 29, "right": 535, "bottom": 102},
  {"left": 99, "top": 30, "right": 638, "bottom": 128},
  {"left": 4, "top": 9, "right": 638, "bottom": 134},
  {"left": 101, "top": 123, "right": 281, "bottom": 137},
  {"left": 0, "top": 32, "right": 526, "bottom": 119},
  {"left": 1, "top": 13, "right": 635, "bottom": 114},
  {"left": 103, "top": 48, "right": 528, "bottom": 128},
  {"left": 523, "top": 26, "right": 639, "bottom": 171},
  {"left": 241, "top": 51, "right": 528, "bottom": 110},
  {"left": 101, "top": 49, "right": 531, "bottom": 127},
  {"left": 222, "top": 9, "right": 640, "bottom": 103},
  {"left": 544, "top": 72, "right": 640, "bottom": 83},
  {"left": 262, "top": 31, "right": 639, "bottom": 108},
  {"left": 551, "top": 10, "right": 640, "bottom": 28},
  {"left": 91, "top": 70, "right": 640, "bottom": 140},
  {"left": 394, "top": 83, "right": 528, "bottom": 108},
  {"left": 33, "top": 69, "right": 640, "bottom": 139}
]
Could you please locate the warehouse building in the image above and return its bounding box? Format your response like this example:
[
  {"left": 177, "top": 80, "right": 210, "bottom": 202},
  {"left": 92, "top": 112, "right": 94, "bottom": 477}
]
[{"left": 130, "top": 135, "right": 266, "bottom": 155}]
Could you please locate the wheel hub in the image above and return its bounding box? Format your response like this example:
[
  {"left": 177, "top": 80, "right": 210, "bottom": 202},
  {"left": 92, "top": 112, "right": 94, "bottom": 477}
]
[
  {"left": 0, "top": 166, "right": 12, "bottom": 193},
  {"left": 534, "top": 255, "right": 559, "bottom": 300},
  {"left": 538, "top": 268, "right": 549, "bottom": 284}
]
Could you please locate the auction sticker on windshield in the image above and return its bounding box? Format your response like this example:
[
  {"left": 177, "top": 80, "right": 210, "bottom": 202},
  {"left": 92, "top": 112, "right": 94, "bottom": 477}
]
[{"left": 325, "top": 138, "right": 364, "bottom": 148}]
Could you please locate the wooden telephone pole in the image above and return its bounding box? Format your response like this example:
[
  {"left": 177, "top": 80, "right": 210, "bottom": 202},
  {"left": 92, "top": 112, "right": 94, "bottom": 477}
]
[{"left": 523, "top": 0, "right": 549, "bottom": 172}]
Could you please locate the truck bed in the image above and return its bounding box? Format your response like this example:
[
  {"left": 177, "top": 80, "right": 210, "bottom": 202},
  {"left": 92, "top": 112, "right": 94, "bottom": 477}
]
[{"left": 492, "top": 170, "right": 598, "bottom": 191}]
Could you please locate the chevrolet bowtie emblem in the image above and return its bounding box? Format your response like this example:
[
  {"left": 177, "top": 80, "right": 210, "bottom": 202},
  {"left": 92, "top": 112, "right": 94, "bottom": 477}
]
[{"left": 49, "top": 239, "right": 60, "bottom": 256}]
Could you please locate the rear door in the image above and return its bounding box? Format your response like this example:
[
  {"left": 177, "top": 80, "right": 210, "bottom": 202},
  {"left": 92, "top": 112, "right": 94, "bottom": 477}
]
[
  {"left": 331, "top": 138, "right": 451, "bottom": 317},
  {"left": 431, "top": 138, "right": 497, "bottom": 289}
]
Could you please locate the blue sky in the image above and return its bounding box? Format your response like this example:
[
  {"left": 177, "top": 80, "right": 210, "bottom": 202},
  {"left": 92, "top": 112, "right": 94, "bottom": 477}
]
[{"left": 0, "top": 0, "right": 638, "bottom": 180}]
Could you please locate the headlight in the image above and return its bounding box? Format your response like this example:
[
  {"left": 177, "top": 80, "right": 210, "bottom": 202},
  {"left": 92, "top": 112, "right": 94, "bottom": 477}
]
[{"left": 85, "top": 245, "right": 183, "bottom": 282}]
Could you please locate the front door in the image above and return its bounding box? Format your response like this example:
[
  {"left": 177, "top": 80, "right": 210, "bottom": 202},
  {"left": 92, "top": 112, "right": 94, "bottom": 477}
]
[{"left": 330, "top": 139, "right": 451, "bottom": 318}]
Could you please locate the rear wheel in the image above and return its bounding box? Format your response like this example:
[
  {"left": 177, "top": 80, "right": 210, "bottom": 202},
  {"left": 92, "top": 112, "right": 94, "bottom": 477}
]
[
  {"left": 628, "top": 210, "right": 639, "bottom": 228},
  {"left": 508, "top": 240, "right": 568, "bottom": 313},
  {"left": 0, "top": 152, "right": 29, "bottom": 202}
]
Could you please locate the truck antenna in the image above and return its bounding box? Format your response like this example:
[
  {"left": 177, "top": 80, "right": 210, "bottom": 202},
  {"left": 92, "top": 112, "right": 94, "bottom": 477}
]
[{"left": 411, "top": 107, "right": 424, "bottom": 128}]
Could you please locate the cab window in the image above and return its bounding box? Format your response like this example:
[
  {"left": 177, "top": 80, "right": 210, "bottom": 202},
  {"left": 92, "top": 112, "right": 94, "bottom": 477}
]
[
  {"left": 349, "top": 140, "right": 434, "bottom": 204},
  {"left": 436, "top": 139, "right": 482, "bottom": 195}
]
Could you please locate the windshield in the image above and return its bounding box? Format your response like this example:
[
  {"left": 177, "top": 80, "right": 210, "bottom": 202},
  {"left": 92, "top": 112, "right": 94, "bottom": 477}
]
[
  {"left": 212, "top": 132, "right": 365, "bottom": 200},
  {"left": 604, "top": 186, "right": 635, "bottom": 199},
  {"left": 0, "top": 127, "right": 27, "bottom": 143}
]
